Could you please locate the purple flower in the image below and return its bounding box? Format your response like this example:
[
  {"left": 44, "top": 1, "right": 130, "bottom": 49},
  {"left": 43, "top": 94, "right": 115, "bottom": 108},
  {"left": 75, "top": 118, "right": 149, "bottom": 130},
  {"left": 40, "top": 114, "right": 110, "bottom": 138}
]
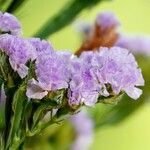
[
  {"left": 0, "top": 11, "right": 22, "bottom": 36},
  {"left": 115, "top": 34, "right": 150, "bottom": 56},
  {"left": 28, "top": 38, "right": 54, "bottom": 57},
  {"left": 26, "top": 51, "right": 72, "bottom": 99},
  {"left": 69, "top": 47, "right": 144, "bottom": 106},
  {"left": 96, "top": 47, "right": 144, "bottom": 99},
  {"left": 0, "top": 34, "right": 36, "bottom": 78},
  {"left": 70, "top": 110, "right": 94, "bottom": 150},
  {"left": 96, "top": 11, "right": 120, "bottom": 30}
]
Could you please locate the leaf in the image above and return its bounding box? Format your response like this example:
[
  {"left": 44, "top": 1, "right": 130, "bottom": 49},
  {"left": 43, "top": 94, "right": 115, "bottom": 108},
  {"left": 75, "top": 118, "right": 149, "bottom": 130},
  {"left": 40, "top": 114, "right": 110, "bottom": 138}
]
[
  {"left": 98, "top": 93, "right": 124, "bottom": 105},
  {"left": 6, "top": 0, "right": 28, "bottom": 13},
  {"left": 6, "top": 85, "right": 27, "bottom": 149},
  {"left": 34, "top": 0, "right": 110, "bottom": 38},
  {"left": 32, "top": 100, "right": 57, "bottom": 129}
]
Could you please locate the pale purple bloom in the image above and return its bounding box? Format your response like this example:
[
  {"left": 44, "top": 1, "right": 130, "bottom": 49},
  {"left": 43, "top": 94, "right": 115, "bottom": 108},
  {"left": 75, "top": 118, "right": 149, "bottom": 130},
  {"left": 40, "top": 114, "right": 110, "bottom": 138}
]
[
  {"left": 96, "top": 11, "right": 120, "bottom": 30},
  {"left": 0, "top": 11, "right": 22, "bottom": 36},
  {"left": 0, "top": 34, "right": 36, "bottom": 78},
  {"left": 69, "top": 47, "right": 144, "bottom": 106},
  {"left": 116, "top": 34, "right": 150, "bottom": 56},
  {"left": 70, "top": 110, "right": 94, "bottom": 150},
  {"left": 96, "top": 47, "right": 144, "bottom": 99},
  {"left": 68, "top": 57, "right": 101, "bottom": 106},
  {"left": 26, "top": 51, "right": 72, "bottom": 99},
  {"left": 28, "top": 38, "right": 54, "bottom": 57}
]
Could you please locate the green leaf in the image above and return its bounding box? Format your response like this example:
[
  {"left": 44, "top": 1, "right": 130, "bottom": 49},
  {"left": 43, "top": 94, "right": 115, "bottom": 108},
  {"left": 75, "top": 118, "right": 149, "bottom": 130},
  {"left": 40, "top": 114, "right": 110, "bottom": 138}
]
[
  {"left": 6, "top": 85, "right": 27, "bottom": 149},
  {"left": 32, "top": 100, "right": 56, "bottom": 130},
  {"left": 98, "top": 93, "right": 124, "bottom": 105},
  {"left": 6, "top": 0, "right": 28, "bottom": 13},
  {"left": 34, "top": 0, "right": 110, "bottom": 38}
]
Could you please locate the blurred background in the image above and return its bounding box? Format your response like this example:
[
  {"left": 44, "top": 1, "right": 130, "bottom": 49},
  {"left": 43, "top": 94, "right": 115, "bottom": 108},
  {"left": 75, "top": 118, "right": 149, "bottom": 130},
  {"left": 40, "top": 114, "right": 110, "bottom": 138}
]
[{"left": 1, "top": 0, "right": 150, "bottom": 150}]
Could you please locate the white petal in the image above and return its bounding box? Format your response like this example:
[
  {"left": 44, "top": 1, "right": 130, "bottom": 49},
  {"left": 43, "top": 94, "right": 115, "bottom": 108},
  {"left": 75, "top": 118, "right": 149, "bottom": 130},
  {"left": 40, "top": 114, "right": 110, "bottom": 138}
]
[
  {"left": 124, "top": 86, "right": 142, "bottom": 100},
  {"left": 26, "top": 79, "right": 48, "bottom": 99},
  {"left": 17, "top": 64, "right": 28, "bottom": 78}
]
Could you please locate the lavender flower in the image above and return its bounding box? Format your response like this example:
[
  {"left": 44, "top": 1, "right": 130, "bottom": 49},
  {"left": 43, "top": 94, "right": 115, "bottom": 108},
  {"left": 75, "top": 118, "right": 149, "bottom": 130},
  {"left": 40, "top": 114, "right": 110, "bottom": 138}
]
[
  {"left": 95, "top": 47, "right": 144, "bottom": 99},
  {"left": 26, "top": 51, "right": 72, "bottom": 99},
  {"left": 0, "top": 34, "right": 36, "bottom": 78},
  {"left": 68, "top": 58, "right": 101, "bottom": 106},
  {"left": 96, "top": 11, "right": 120, "bottom": 30},
  {"left": 0, "top": 11, "right": 22, "bottom": 36},
  {"left": 116, "top": 34, "right": 150, "bottom": 56},
  {"left": 69, "top": 47, "right": 144, "bottom": 107},
  {"left": 28, "top": 38, "right": 54, "bottom": 56},
  {"left": 70, "top": 110, "right": 94, "bottom": 150}
]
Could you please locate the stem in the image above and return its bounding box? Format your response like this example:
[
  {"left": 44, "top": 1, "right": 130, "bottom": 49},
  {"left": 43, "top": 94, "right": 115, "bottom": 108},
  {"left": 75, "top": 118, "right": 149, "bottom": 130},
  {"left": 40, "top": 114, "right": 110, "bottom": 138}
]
[
  {"left": 9, "top": 136, "right": 26, "bottom": 150},
  {"left": 0, "top": 63, "right": 7, "bottom": 81}
]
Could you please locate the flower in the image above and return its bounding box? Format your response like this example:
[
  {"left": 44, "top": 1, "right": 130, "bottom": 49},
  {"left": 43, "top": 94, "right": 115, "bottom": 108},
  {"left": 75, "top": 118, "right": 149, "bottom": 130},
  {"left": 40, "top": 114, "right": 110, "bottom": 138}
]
[
  {"left": 96, "top": 11, "right": 120, "bottom": 30},
  {"left": 28, "top": 38, "right": 54, "bottom": 57},
  {"left": 115, "top": 34, "right": 150, "bottom": 56},
  {"left": 95, "top": 47, "right": 144, "bottom": 99},
  {"left": 0, "top": 11, "right": 22, "bottom": 36},
  {"left": 68, "top": 58, "right": 101, "bottom": 106},
  {"left": 0, "top": 34, "right": 36, "bottom": 78},
  {"left": 26, "top": 51, "right": 72, "bottom": 99},
  {"left": 70, "top": 110, "right": 94, "bottom": 150},
  {"left": 69, "top": 47, "right": 144, "bottom": 106}
]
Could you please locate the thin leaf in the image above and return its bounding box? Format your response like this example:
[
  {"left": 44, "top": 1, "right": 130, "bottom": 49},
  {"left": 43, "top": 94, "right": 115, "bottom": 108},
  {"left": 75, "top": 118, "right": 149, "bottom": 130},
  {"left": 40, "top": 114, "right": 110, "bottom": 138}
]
[
  {"left": 6, "top": 0, "right": 28, "bottom": 13},
  {"left": 6, "top": 85, "right": 27, "bottom": 149},
  {"left": 34, "top": 0, "right": 110, "bottom": 38}
]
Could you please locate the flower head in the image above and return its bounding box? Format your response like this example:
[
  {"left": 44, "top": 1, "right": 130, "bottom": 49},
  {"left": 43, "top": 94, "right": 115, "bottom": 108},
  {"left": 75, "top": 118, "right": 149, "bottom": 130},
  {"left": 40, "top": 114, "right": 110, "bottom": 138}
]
[
  {"left": 0, "top": 34, "right": 36, "bottom": 78},
  {"left": 96, "top": 11, "right": 120, "bottom": 30},
  {"left": 28, "top": 38, "right": 54, "bottom": 57},
  {"left": 26, "top": 51, "right": 72, "bottom": 99},
  {"left": 69, "top": 47, "right": 144, "bottom": 107},
  {"left": 0, "top": 11, "right": 22, "bottom": 36}
]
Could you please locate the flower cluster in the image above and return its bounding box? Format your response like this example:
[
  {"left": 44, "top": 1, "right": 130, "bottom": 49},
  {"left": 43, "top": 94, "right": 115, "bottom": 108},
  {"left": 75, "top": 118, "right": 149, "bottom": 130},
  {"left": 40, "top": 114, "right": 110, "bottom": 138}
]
[
  {"left": 0, "top": 34, "right": 36, "bottom": 78},
  {"left": 69, "top": 47, "right": 144, "bottom": 106},
  {"left": 0, "top": 11, "right": 144, "bottom": 108},
  {"left": 26, "top": 50, "right": 71, "bottom": 99},
  {"left": 0, "top": 11, "right": 22, "bottom": 36},
  {"left": 0, "top": 10, "right": 146, "bottom": 150},
  {"left": 26, "top": 45, "right": 144, "bottom": 107}
]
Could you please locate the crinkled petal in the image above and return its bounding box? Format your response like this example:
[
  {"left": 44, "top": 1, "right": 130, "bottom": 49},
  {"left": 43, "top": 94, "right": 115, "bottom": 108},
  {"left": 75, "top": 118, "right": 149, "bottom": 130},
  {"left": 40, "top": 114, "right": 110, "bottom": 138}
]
[
  {"left": 124, "top": 86, "right": 142, "bottom": 100},
  {"left": 26, "top": 79, "right": 48, "bottom": 99}
]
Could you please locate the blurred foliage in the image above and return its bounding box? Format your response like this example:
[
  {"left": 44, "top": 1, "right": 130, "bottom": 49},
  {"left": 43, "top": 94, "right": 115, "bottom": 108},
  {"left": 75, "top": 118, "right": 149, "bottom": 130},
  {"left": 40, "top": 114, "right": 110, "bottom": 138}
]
[
  {"left": 25, "top": 122, "right": 75, "bottom": 150},
  {"left": 6, "top": 0, "right": 28, "bottom": 13},
  {"left": 0, "top": 0, "right": 28, "bottom": 12},
  {"left": 34, "top": 0, "right": 110, "bottom": 39}
]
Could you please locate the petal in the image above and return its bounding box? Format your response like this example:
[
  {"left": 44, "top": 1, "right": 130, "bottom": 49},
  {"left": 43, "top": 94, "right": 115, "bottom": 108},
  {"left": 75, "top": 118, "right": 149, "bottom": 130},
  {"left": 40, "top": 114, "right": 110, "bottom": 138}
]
[
  {"left": 9, "top": 59, "right": 28, "bottom": 78},
  {"left": 124, "top": 86, "right": 142, "bottom": 100},
  {"left": 26, "top": 79, "right": 48, "bottom": 99},
  {"left": 82, "top": 92, "right": 99, "bottom": 106},
  {"left": 17, "top": 64, "right": 28, "bottom": 79}
]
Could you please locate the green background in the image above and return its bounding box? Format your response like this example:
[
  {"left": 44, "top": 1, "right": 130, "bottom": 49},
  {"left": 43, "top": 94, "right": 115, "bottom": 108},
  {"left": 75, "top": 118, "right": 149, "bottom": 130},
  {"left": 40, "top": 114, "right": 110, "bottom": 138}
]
[{"left": 14, "top": 0, "right": 150, "bottom": 149}]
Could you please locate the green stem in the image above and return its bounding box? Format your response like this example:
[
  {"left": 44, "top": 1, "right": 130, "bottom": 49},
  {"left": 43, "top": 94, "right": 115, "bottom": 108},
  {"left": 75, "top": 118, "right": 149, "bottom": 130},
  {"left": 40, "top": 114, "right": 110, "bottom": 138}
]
[{"left": 0, "top": 63, "right": 7, "bottom": 81}]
